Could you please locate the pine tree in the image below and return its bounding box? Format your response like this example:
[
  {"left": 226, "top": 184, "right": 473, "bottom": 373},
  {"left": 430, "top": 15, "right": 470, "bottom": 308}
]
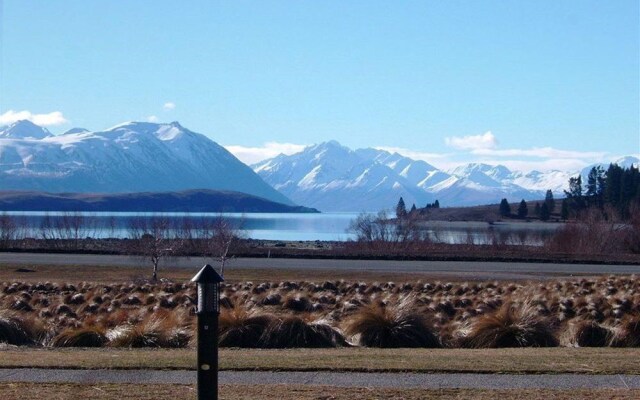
[
  {"left": 410, "top": 203, "right": 417, "bottom": 213},
  {"left": 534, "top": 203, "right": 541, "bottom": 217},
  {"left": 561, "top": 199, "right": 569, "bottom": 220},
  {"left": 434, "top": 200, "right": 440, "bottom": 209},
  {"left": 586, "top": 166, "right": 605, "bottom": 207},
  {"left": 565, "top": 175, "right": 584, "bottom": 212},
  {"left": 540, "top": 202, "right": 551, "bottom": 221},
  {"left": 544, "top": 190, "right": 555, "bottom": 213},
  {"left": 499, "top": 198, "right": 511, "bottom": 217},
  {"left": 517, "top": 199, "right": 528, "bottom": 219},
  {"left": 396, "top": 197, "right": 407, "bottom": 219}
]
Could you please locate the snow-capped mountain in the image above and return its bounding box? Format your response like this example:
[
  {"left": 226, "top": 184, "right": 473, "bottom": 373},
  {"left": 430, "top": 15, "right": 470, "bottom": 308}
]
[
  {"left": 0, "top": 120, "right": 293, "bottom": 205},
  {"left": 579, "top": 156, "right": 640, "bottom": 180},
  {"left": 254, "top": 141, "right": 432, "bottom": 211},
  {"left": 253, "top": 141, "right": 583, "bottom": 211},
  {"left": 448, "top": 163, "right": 573, "bottom": 199}
]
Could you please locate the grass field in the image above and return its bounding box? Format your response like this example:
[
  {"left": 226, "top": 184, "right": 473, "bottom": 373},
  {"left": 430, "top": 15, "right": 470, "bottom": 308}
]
[
  {"left": 0, "top": 263, "right": 471, "bottom": 284},
  {"left": 1, "top": 383, "right": 638, "bottom": 400},
  {"left": 1, "top": 347, "right": 639, "bottom": 374}
]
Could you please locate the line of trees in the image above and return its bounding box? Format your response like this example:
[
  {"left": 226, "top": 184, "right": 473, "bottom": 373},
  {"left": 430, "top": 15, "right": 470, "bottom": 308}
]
[
  {"left": 565, "top": 164, "right": 640, "bottom": 219},
  {"left": 499, "top": 190, "right": 555, "bottom": 221},
  {"left": 0, "top": 212, "right": 245, "bottom": 280},
  {"left": 395, "top": 197, "right": 440, "bottom": 220}
]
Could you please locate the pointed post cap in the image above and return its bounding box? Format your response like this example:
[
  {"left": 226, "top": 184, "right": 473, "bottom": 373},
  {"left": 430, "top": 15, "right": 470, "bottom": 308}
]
[{"left": 191, "top": 264, "right": 224, "bottom": 283}]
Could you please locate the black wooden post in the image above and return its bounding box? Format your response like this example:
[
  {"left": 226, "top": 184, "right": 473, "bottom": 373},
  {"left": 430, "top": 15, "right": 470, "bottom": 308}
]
[{"left": 191, "top": 264, "right": 224, "bottom": 400}]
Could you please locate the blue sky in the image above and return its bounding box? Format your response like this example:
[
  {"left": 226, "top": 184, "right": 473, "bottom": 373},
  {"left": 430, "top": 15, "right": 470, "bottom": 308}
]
[{"left": 1, "top": 0, "right": 638, "bottom": 171}]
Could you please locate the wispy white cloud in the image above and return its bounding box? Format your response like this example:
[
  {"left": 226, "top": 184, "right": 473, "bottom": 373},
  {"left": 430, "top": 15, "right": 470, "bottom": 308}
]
[
  {"left": 225, "top": 142, "right": 307, "bottom": 165},
  {"left": 385, "top": 131, "right": 615, "bottom": 172},
  {"left": 146, "top": 115, "right": 159, "bottom": 122},
  {"left": 0, "top": 110, "right": 68, "bottom": 126},
  {"left": 163, "top": 102, "right": 176, "bottom": 111},
  {"left": 374, "top": 146, "right": 451, "bottom": 160},
  {"left": 445, "top": 131, "right": 497, "bottom": 150},
  {"left": 468, "top": 158, "right": 594, "bottom": 173},
  {"left": 471, "top": 147, "right": 607, "bottom": 159}
]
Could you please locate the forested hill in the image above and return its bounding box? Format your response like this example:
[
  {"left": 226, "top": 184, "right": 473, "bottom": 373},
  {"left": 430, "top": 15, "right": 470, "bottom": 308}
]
[{"left": 0, "top": 190, "right": 319, "bottom": 213}]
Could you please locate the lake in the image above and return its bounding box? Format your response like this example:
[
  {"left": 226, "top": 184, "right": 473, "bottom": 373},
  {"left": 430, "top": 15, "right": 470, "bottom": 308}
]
[{"left": 4, "top": 211, "right": 563, "bottom": 244}]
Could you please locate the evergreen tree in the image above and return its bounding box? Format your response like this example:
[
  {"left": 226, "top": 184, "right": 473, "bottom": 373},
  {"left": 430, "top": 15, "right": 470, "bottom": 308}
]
[
  {"left": 544, "top": 190, "right": 555, "bottom": 213},
  {"left": 499, "top": 198, "right": 511, "bottom": 217},
  {"left": 540, "top": 202, "right": 551, "bottom": 221},
  {"left": 396, "top": 197, "right": 407, "bottom": 219},
  {"left": 605, "top": 164, "right": 622, "bottom": 207},
  {"left": 561, "top": 199, "right": 569, "bottom": 220},
  {"left": 517, "top": 199, "right": 528, "bottom": 219},
  {"left": 534, "top": 202, "right": 541, "bottom": 217},
  {"left": 410, "top": 203, "right": 417, "bottom": 213},
  {"left": 586, "top": 166, "right": 605, "bottom": 207},
  {"left": 434, "top": 199, "right": 440, "bottom": 208},
  {"left": 565, "top": 175, "right": 584, "bottom": 212}
]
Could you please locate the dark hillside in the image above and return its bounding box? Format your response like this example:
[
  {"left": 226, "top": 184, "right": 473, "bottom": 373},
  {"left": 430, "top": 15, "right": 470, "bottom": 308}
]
[{"left": 0, "top": 189, "right": 319, "bottom": 213}]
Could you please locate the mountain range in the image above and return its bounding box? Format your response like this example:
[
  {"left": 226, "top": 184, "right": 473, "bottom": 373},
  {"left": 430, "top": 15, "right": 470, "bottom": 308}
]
[
  {"left": 253, "top": 141, "right": 638, "bottom": 211},
  {"left": 1, "top": 120, "right": 637, "bottom": 212}
]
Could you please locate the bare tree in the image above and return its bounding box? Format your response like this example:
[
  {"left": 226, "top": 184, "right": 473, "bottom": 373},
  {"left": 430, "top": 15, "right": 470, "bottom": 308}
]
[
  {"left": 199, "top": 215, "right": 245, "bottom": 277},
  {"left": 40, "top": 213, "right": 61, "bottom": 249},
  {"left": 0, "top": 213, "right": 17, "bottom": 249},
  {"left": 127, "top": 215, "right": 180, "bottom": 281},
  {"left": 55, "top": 212, "right": 86, "bottom": 250},
  {"left": 347, "top": 210, "right": 426, "bottom": 252}
]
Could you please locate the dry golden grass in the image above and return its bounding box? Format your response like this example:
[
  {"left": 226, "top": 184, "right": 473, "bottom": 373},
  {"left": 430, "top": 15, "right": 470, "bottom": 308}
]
[
  {"left": 3, "top": 274, "right": 640, "bottom": 349},
  {"left": 1, "top": 347, "right": 640, "bottom": 374},
  {"left": 0, "top": 383, "right": 638, "bottom": 400},
  {"left": 0, "top": 264, "right": 465, "bottom": 284}
]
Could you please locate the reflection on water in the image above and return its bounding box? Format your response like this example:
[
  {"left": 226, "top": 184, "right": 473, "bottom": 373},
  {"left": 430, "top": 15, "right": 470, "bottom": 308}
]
[{"left": 5, "top": 211, "right": 562, "bottom": 244}]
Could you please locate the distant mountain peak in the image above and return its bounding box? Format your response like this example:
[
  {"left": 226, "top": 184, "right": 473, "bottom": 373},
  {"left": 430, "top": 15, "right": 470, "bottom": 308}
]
[
  {"left": 0, "top": 120, "right": 52, "bottom": 139},
  {"left": 0, "top": 120, "right": 295, "bottom": 207},
  {"left": 62, "top": 127, "right": 90, "bottom": 135},
  {"left": 614, "top": 156, "right": 639, "bottom": 168}
]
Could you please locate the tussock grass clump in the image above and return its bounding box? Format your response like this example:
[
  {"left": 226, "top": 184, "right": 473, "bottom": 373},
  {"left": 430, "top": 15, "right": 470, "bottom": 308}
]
[
  {"left": 260, "top": 315, "right": 347, "bottom": 348},
  {"left": 106, "top": 309, "right": 191, "bottom": 348},
  {"left": 344, "top": 303, "right": 440, "bottom": 348},
  {"left": 218, "top": 306, "right": 275, "bottom": 348},
  {"left": 456, "top": 302, "right": 558, "bottom": 348},
  {"left": 283, "top": 294, "right": 312, "bottom": 312},
  {"left": 563, "top": 320, "right": 612, "bottom": 347},
  {"left": 611, "top": 317, "right": 640, "bottom": 347},
  {"left": 51, "top": 326, "right": 107, "bottom": 347},
  {"left": 0, "top": 314, "right": 36, "bottom": 345}
]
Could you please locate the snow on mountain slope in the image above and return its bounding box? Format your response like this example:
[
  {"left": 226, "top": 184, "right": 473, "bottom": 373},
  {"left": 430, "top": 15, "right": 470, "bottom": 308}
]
[
  {"left": 254, "top": 142, "right": 432, "bottom": 211},
  {"left": 580, "top": 156, "right": 640, "bottom": 179},
  {"left": 254, "top": 142, "right": 610, "bottom": 211},
  {"left": 451, "top": 163, "right": 571, "bottom": 195},
  {"left": 510, "top": 170, "right": 573, "bottom": 194},
  {"left": 0, "top": 121, "right": 293, "bottom": 205}
]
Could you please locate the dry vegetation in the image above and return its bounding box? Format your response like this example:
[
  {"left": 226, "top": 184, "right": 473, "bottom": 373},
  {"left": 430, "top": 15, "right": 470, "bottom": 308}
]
[
  {"left": 1, "top": 275, "right": 640, "bottom": 350},
  {"left": 2, "top": 383, "right": 639, "bottom": 400}
]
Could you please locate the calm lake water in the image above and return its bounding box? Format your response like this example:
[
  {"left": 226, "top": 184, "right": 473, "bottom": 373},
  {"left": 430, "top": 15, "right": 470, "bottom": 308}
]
[{"left": 6, "top": 211, "right": 563, "bottom": 244}]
